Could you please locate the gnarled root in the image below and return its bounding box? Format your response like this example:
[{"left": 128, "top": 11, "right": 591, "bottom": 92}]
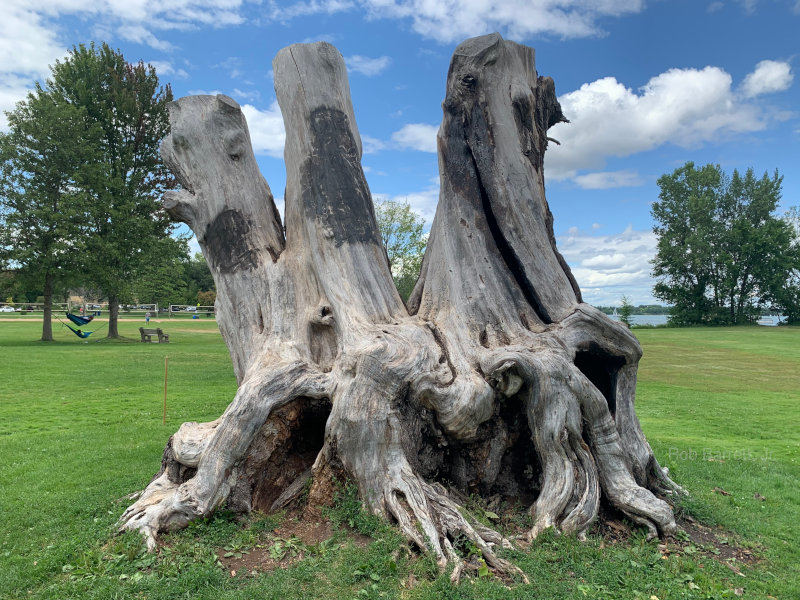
[
  {"left": 481, "top": 343, "right": 677, "bottom": 543},
  {"left": 382, "top": 463, "right": 526, "bottom": 583},
  {"left": 324, "top": 351, "right": 528, "bottom": 583},
  {"left": 357, "top": 422, "right": 526, "bottom": 583}
]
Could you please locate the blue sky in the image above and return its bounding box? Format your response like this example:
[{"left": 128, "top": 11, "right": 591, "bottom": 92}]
[{"left": 2, "top": 0, "right": 798, "bottom": 305}]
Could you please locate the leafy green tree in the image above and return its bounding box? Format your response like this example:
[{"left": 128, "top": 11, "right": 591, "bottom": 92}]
[
  {"left": 0, "top": 87, "right": 100, "bottom": 340},
  {"left": 197, "top": 290, "right": 217, "bottom": 306},
  {"left": 183, "top": 252, "right": 215, "bottom": 304},
  {"left": 46, "top": 42, "right": 174, "bottom": 337},
  {"left": 618, "top": 295, "right": 634, "bottom": 328},
  {"left": 652, "top": 162, "right": 798, "bottom": 325},
  {"left": 130, "top": 236, "right": 190, "bottom": 310},
  {"left": 652, "top": 163, "right": 723, "bottom": 325},
  {"left": 374, "top": 198, "right": 427, "bottom": 301},
  {"left": 767, "top": 207, "right": 800, "bottom": 324}
]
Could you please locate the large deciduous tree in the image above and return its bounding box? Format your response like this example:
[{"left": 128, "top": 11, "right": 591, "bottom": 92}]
[
  {"left": 129, "top": 236, "right": 191, "bottom": 310},
  {"left": 769, "top": 206, "right": 800, "bottom": 324},
  {"left": 374, "top": 198, "right": 427, "bottom": 301},
  {"left": 121, "top": 35, "right": 680, "bottom": 579},
  {"left": 47, "top": 43, "right": 175, "bottom": 337},
  {"left": 0, "top": 87, "right": 99, "bottom": 340},
  {"left": 652, "top": 162, "right": 798, "bottom": 325}
]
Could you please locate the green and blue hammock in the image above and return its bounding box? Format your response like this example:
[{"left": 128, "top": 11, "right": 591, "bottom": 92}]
[
  {"left": 59, "top": 312, "right": 106, "bottom": 338},
  {"left": 66, "top": 312, "right": 94, "bottom": 326}
]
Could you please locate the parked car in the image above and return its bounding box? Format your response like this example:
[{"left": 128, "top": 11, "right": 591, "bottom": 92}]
[{"left": 0, "top": 306, "right": 15, "bottom": 312}]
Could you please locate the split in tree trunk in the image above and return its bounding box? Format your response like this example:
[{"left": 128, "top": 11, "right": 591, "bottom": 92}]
[{"left": 120, "top": 33, "right": 682, "bottom": 580}]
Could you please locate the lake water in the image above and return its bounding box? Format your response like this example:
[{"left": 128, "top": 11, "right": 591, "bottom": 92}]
[
  {"left": 608, "top": 314, "right": 668, "bottom": 326},
  {"left": 608, "top": 314, "right": 787, "bottom": 326}
]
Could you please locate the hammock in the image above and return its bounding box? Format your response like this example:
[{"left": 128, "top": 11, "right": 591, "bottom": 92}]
[
  {"left": 63, "top": 322, "right": 94, "bottom": 338},
  {"left": 58, "top": 317, "right": 107, "bottom": 339},
  {"left": 65, "top": 311, "right": 94, "bottom": 326}
]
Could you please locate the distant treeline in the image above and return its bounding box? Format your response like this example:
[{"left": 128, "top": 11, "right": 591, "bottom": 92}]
[{"left": 594, "top": 304, "right": 671, "bottom": 315}]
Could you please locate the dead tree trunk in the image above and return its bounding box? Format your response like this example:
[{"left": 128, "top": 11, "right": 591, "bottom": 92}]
[{"left": 120, "top": 34, "right": 680, "bottom": 578}]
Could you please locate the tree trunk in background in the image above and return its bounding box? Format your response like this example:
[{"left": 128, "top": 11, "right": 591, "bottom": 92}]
[
  {"left": 121, "top": 34, "right": 681, "bottom": 579},
  {"left": 41, "top": 271, "right": 53, "bottom": 342},
  {"left": 107, "top": 294, "right": 119, "bottom": 338}
]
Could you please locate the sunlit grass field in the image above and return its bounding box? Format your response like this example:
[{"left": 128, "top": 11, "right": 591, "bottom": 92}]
[{"left": 1, "top": 319, "right": 797, "bottom": 599}]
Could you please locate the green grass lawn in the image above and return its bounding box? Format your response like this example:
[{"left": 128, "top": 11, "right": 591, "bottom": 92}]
[{"left": 0, "top": 320, "right": 797, "bottom": 599}]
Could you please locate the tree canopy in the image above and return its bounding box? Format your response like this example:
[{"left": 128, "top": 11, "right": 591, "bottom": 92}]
[
  {"left": 0, "top": 82, "right": 100, "bottom": 340},
  {"left": 374, "top": 198, "right": 427, "bottom": 301},
  {"left": 652, "top": 162, "right": 800, "bottom": 325},
  {"left": 1, "top": 42, "right": 175, "bottom": 338}
]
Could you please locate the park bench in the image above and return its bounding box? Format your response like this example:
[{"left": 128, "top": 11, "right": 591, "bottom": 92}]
[{"left": 139, "top": 327, "right": 169, "bottom": 343}]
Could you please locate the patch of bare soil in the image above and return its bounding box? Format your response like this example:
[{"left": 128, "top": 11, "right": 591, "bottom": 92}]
[
  {"left": 216, "top": 511, "right": 370, "bottom": 577},
  {"left": 588, "top": 507, "right": 760, "bottom": 573},
  {"left": 666, "top": 515, "right": 761, "bottom": 579}
]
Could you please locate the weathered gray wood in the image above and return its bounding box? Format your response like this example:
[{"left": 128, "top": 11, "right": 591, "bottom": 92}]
[{"left": 120, "top": 35, "right": 680, "bottom": 579}]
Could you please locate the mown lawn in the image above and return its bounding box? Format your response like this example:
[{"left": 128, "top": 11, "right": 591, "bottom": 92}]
[{"left": 0, "top": 319, "right": 797, "bottom": 599}]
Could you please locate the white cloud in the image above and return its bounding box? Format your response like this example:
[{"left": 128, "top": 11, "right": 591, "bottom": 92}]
[
  {"left": 373, "top": 183, "right": 440, "bottom": 226},
  {"left": 346, "top": 54, "right": 391, "bottom": 77},
  {"left": 361, "top": 134, "right": 387, "bottom": 154},
  {"left": 573, "top": 170, "right": 644, "bottom": 189},
  {"left": 0, "top": 4, "right": 68, "bottom": 124},
  {"left": 147, "top": 60, "right": 189, "bottom": 79},
  {"left": 741, "top": 59, "right": 793, "bottom": 97},
  {"left": 215, "top": 56, "right": 245, "bottom": 80},
  {"left": 545, "top": 65, "right": 772, "bottom": 180},
  {"left": 269, "top": 0, "right": 354, "bottom": 21},
  {"left": 274, "top": 196, "right": 286, "bottom": 222},
  {"left": 233, "top": 87, "right": 261, "bottom": 102},
  {"left": 301, "top": 33, "right": 339, "bottom": 44},
  {"left": 739, "top": 0, "right": 759, "bottom": 13},
  {"left": 264, "top": 0, "right": 644, "bottom": 42},
  {"left": 186, "top": 88, "right": 224, "bottom": 96},
  {"left": 557, "top": 225, "right": 659, "bottom": 305},
  {"left": 117, "top": 24, "right": 175, "bottom": 51},
  {"left": 241, "top": 101, "right": 286, "bottom": 158},
  {"left": 357, "top": 0, "right": 644, "bottom": 42},
  {"left": 391, "top": 123, "right": 439, "bottom": 152},
  {"left": 0, "top": 1, "right": 253, "bottom": 129}
]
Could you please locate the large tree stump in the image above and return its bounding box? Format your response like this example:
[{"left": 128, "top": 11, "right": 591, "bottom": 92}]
[{"left": 120, "top": 34, "right": 680, "bottom": 579}]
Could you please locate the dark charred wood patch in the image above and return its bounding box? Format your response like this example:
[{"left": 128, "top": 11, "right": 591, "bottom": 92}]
[
  {"left": 205, "top": 209, "right": 260, "bottom": 273},
  {"left": 300, "top": 107, "right": 380, "bottom": 247}
]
